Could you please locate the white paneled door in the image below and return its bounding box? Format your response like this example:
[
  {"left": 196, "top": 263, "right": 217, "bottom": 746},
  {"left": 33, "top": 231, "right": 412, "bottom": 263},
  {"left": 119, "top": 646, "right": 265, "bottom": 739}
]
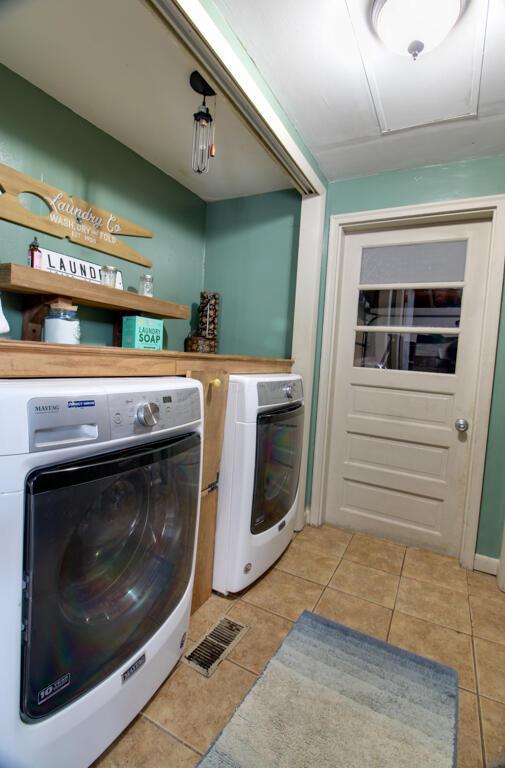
[{"left": 325, "top": 222, "right": 492, "bottom": 555}]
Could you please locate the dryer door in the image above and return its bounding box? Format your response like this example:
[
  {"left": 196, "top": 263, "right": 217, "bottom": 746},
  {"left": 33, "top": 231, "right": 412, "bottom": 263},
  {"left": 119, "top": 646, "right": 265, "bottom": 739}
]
[
  {"left": 251, "top": 403, "right": 304, "bottom": 535},
  {"left": 22, "top": 433, "right": 200, "bottom": 720}
]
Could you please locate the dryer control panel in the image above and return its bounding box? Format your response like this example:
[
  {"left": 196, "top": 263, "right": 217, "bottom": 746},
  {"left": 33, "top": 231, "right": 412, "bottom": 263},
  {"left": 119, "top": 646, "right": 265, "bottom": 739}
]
[{"left": 257, "top": 378, "right": 303, "bottom": 409}]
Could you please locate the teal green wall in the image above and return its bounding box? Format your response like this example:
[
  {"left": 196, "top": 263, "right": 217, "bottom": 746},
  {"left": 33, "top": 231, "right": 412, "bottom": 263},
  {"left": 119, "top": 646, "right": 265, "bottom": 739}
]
[
  {"left": 205, "top": 190, "right": 301, "bottom": 357},
  {"left": 306, "top": 155, "right": 505, "bottom": 558},
  {"left": 0, "top": 64, "right": 206, "bottom": 350}
]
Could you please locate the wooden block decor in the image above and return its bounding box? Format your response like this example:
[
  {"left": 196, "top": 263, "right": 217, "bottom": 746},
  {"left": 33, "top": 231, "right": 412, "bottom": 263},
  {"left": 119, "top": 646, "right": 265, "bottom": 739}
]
[{"left": 0, "top": 162, "right": 153, "bottom": 267}]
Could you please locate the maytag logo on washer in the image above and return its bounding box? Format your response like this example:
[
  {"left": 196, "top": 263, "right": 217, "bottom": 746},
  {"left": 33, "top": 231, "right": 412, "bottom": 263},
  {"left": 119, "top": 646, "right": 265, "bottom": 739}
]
[
  {"left": 121, "top": 653, "right": 146, "bottom": 684},
  {"left": 67, "top": 399, "right": 96, "bottom": 409},
  {"left": 37, "top": 673, "right": 71, "bottom": 705},
  {"left": 34, "top": 404, "right": 60, "bottom": 413}
]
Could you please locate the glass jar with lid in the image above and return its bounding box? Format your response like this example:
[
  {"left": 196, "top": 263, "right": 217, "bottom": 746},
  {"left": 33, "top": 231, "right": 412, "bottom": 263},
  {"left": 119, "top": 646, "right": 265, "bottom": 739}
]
[
  {"left": 101, "top": 265, "right": 119, "bottom": 288},
  {"left": 43, "top": 306, "right": 81, "bottom": 345}
]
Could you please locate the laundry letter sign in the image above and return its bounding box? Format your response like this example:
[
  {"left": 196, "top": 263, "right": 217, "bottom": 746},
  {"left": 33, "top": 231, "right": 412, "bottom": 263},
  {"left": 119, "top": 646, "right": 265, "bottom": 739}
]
[{"left": 0, "top": 162, "right": 153, "bottom": 267}]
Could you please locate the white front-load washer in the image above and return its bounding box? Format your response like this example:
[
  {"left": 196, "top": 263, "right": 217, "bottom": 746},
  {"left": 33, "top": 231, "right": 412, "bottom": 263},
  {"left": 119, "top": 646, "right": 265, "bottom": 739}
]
[
  {"left": 0, "top": 377, "right": 203, "bottom": 768},
  {"left": 213, "top": 373, "right": 304, "bottom": 595}
]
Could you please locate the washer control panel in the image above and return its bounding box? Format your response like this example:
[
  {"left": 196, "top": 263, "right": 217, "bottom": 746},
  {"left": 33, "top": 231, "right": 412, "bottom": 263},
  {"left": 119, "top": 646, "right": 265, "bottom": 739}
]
[
  {"left": 109, "top": 386, "right": 201, "bottom": 439},
  {"left": 136, "top": 401, "right": 160, "bottom": 427}
]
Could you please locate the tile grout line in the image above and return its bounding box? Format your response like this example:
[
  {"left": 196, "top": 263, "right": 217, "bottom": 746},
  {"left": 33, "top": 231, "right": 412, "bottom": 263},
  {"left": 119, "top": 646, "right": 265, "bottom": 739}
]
[
  {"left": 141, "top": 713, "right": 204, "bottom": 757},
  {"left": 238, "top": 595, "right": 298, "bottom": 624},
  {"left": 274, "top": 561, "right": 341, "bottom": 588},
  {"left": 470, "top": 629, "right": 487, "bottom": 768},
  {"left": 389, "top": 607, "right": 472, "bottom": 639},
  {"left": 226, "top": 657, "right": 261, "bottom": 678},
  {"left": 316, "top": 532, "right": 357, "bottom": 599},
  {"left": 343, "top": 553, "right": 404, "bottom": 578},
  {"left": 387, "top": 606, "right": 472, "bottom": 636},
  {"left": 230, "top": 596, "right": 294, "bottom": 627},
  {"left": 398, "top": 572, "right": 469, "bottom": 598},
  {"left": 386, "top": 551, "right": 405, "bottom": 642},
  {"left": 323, "top": 582, "right": 396, "bottom": 613},
  {"left": 274, "top": 532, "right": 354, "bottom": 582},
  {"left": 478, "top": 691, "right": 505, "bottom": 707},
  {"left": 340, "top": 532, "right": 354, "bottom": 559},
  {"left": 187, "top": 597, "right": 238, "bottom": 645},
  {"left": 459, "top": 683, "right": 478, "bottom": 696},
  {"left": 324, "top": 553, "right": 345, "bottom": 588}
]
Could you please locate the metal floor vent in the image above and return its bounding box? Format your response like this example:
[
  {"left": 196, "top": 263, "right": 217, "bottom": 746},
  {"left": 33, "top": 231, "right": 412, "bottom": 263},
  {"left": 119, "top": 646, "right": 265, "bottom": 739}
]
[{"left": 184, "top": 616, "right": 248, "bottom": 677}]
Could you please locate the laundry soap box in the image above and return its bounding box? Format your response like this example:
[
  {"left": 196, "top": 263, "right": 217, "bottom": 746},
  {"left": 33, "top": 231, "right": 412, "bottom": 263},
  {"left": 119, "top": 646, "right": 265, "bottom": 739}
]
[{"left": 122, "top": 316, "right": 163, "bottom": 350}]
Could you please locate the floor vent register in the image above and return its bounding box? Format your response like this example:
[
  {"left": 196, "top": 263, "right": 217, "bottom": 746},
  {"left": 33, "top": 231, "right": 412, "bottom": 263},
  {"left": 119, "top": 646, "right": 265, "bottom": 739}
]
[{"left": 184, "top": 616, "right": 248, "bottom": 677}]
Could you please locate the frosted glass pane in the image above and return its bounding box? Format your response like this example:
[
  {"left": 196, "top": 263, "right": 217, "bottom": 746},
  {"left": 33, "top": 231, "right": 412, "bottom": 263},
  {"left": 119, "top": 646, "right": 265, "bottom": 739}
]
[{"left": 360, "top": 241, "right": 467, "bottom": 285}]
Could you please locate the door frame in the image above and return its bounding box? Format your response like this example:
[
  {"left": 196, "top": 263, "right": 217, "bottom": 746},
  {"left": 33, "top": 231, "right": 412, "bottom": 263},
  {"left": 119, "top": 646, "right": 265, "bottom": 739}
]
[{"left": 311, "top": 195, "right": 505, "bottom": 569}]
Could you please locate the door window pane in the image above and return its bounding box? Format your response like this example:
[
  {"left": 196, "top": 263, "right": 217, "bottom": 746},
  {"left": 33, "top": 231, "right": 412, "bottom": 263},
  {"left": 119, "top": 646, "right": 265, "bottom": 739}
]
[
  {"left": 354, "top": 331, "right": 458, "bottom": 373},
  {"left": 357, "top": 288, "right": 462, "bottom": 328},
  {"left": 360, "top": 241, "right": 467, "bottom": 284}
]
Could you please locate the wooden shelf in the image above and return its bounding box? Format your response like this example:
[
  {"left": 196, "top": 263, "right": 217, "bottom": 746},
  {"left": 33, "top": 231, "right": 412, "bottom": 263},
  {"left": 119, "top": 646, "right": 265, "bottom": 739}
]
[
  {"left": 0, "top": 340, "right": 294, "bottom": 378},
  {"left": 0, "top": 263, "right": 189, "bottom": 319}
]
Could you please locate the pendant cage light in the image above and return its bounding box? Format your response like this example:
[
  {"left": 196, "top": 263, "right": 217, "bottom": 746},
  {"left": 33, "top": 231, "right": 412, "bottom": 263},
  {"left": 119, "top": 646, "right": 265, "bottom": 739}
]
[{"left": 190, "top": 70, "right": 216, "bottom": 174}]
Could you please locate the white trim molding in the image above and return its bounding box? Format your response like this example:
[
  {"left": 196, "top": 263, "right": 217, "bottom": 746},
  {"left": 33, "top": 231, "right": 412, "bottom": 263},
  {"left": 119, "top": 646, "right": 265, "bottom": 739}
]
[
  {"left": 474, "top": 554, "right": 499, "bottom": 575},
  {"left": 311, "top": 195, "right": 505, "bottom": 569},
  {"left": 292, "top": 192, "right": 327, "bottom": 529},
  {"left": 498, "top": 522, "right": 505, "bottom": 590}
]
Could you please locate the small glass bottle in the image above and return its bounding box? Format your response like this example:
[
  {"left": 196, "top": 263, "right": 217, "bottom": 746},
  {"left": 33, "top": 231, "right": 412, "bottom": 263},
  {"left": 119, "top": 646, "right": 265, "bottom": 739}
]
[
  {"left": 139, "top": 274, "right": 154, "bottom": 297},
  {"left": 27, "top": 237, "right": 42, "bottom": 269}
]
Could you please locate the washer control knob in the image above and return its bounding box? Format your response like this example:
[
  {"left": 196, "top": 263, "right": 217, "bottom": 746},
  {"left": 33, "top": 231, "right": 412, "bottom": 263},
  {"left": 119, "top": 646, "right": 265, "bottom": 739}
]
[
  {"left": 282, "top": 384, "right": 294, "bottom": 400},
  {"left": 136, "top": 401, "right": 160, "bottom": 427}
]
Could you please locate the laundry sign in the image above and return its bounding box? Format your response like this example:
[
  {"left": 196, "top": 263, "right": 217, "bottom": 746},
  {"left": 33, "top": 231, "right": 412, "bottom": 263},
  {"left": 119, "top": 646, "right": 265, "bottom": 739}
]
[
  {"left": 0, "top": 162, "right": 153, "bottom": 267},
  {"left": 36, "top": 247, "right": 124, "bottom": 289}
]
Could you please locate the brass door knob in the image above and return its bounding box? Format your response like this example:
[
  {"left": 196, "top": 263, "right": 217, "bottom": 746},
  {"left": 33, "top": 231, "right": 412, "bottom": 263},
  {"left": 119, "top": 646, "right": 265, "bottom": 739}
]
[{"left": 210, "top": 377, "right": 222, "bottom": 388}]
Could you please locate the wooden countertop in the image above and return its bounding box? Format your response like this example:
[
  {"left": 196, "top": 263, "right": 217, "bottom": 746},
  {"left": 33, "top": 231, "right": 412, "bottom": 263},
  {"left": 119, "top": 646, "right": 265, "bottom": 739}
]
[{"left": 0, "top": 340, "right": 293, "bottom": 378}]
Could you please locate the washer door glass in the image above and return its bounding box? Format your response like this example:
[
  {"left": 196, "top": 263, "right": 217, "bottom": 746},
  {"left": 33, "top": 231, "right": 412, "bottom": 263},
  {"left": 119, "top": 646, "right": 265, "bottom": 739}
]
[
  {"left": 22, "top": 433, "right": 200, "bottom": 720},
  {"left": 251, "top": 403, "right": 304, "bottom": 535}
]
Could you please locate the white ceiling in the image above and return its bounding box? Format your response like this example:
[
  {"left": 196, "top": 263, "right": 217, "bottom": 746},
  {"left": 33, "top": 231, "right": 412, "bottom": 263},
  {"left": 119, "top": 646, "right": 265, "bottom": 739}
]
[
  {"left": 0, "top": 0, "right": 291, "bottom": 201},
  {"left": 213, "top": 0, "right": 505, "bottom": 181}
]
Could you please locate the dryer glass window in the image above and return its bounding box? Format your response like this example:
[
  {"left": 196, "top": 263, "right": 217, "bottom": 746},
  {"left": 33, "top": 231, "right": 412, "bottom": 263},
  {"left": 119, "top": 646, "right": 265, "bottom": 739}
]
[
  {"left": 22, "top": 433, "right": 200, "bottom": 720},
  {"left": 251, "top": 403, "right": 304, "bottom": 535}
]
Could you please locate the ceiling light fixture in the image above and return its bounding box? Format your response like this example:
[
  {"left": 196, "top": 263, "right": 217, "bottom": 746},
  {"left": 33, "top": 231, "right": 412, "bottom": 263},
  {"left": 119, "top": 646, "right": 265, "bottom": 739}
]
[
  {"left": 190, "top": 70, "right": 216, "bottom": 174},
  {"left": 372, "top": 0, "right": 463, "bottom": 60}
]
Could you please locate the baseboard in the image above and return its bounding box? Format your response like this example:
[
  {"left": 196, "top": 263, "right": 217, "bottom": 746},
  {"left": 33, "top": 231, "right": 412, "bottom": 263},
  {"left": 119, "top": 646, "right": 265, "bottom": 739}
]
[{"left": 473, "top": 554, "right": 499, "bottom": 575}]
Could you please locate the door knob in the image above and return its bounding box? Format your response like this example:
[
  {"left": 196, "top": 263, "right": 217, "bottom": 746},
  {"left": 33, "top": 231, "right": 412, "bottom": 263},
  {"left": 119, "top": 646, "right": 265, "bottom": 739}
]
[
  {"left": 455, "top": 418, "right": 469, "bottom": 432},
  {"left": 210, "top": 378, "right": 221, "bottom": 388}
]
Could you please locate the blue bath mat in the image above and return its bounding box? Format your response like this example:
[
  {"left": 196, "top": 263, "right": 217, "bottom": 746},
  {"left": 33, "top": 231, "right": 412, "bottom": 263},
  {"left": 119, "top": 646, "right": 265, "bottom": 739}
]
[{"left": 199, "top": 611, "right": 458, "bottom": 767}]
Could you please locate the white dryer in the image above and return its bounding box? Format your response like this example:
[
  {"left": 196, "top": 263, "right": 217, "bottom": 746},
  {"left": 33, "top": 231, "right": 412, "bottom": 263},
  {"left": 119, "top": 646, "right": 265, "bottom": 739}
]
[
  {"left": 0, "top": 377, "right": 203, "bottom": 768},
  {"left": 213, "top": 373, "right": 304, "bottom": 594}
]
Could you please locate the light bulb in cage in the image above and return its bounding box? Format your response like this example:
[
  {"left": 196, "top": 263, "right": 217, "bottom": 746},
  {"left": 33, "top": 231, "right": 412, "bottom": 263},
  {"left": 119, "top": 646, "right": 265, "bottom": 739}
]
[{"left": 190, "top": 70, "right": 216, "bottom": 174}]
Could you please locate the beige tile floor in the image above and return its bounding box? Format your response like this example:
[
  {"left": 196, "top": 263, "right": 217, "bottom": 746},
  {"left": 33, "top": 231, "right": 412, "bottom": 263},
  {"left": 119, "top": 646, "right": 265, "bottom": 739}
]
[{"left": 95, "top": 526, "right": 505, "bottom": 768}]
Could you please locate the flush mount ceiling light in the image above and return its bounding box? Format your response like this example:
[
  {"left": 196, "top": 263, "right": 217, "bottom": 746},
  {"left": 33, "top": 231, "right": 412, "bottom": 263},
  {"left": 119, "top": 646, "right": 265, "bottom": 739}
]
[{"left": 372, "top": 0, "right": 463, "bottom": 60}]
